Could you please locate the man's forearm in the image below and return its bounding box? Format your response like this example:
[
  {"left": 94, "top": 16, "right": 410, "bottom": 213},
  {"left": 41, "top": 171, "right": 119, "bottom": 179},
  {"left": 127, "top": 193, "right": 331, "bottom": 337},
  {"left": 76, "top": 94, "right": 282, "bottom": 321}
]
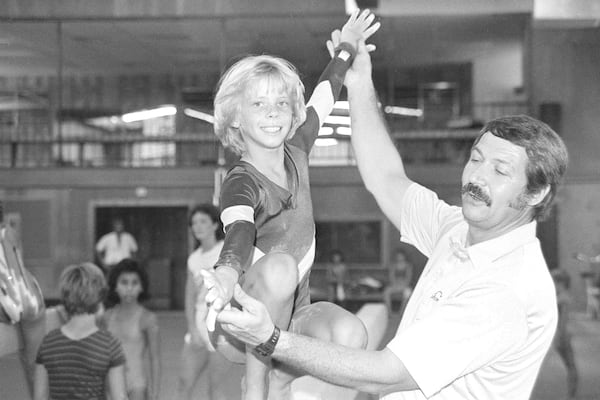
[
  {"left": 273, "top": 330, "right": 416, "bottom": 394},
  {"left": 348, "top": 77, "right": 407, "bottom": 194}
]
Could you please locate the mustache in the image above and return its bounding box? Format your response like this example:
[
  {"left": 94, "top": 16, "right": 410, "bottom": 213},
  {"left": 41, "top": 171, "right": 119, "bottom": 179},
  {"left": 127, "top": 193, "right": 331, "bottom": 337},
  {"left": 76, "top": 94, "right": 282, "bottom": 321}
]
[{"left": 461, "top": 183, "right": 492, "bottom": 206}]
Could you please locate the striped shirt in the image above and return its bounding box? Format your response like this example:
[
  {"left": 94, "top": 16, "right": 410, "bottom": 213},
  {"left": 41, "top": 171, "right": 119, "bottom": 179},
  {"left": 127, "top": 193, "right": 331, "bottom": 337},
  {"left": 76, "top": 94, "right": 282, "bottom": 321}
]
[{"left": 36, "top": 328, "right": 126, "bottom": 400}]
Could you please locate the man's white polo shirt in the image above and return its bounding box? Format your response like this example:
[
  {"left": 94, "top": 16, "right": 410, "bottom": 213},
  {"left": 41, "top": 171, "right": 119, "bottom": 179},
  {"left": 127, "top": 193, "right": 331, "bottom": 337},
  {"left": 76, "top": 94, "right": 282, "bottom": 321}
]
[{"left": 382, "top": 183, "right": 557, "bottom": 400}]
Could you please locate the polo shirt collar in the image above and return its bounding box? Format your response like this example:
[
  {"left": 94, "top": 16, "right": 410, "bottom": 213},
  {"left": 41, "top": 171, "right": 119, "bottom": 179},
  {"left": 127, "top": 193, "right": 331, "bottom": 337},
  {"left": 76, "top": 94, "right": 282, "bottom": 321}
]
[{"left": 450, "top": 221, "right": 538, "bottom": 268}]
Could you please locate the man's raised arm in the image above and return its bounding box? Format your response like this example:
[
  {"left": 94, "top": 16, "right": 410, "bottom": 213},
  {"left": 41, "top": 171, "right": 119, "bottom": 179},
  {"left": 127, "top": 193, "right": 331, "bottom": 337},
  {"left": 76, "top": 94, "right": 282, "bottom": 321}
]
[{"left": 346, "top": 41, "right": 413, "bottom": 229}]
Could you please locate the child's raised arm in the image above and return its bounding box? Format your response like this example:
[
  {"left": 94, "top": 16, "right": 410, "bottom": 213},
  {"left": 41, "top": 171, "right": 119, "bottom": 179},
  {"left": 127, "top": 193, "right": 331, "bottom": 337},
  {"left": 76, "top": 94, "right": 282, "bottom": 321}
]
[{"left": 288, "top": 9, "right": 380, "bottom": 153}]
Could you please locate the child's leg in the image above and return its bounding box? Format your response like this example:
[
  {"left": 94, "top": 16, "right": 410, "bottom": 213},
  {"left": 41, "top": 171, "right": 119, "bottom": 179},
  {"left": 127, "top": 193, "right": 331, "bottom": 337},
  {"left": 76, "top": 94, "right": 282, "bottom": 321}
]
[
  {"left": 556, "top": 336, "right": 578, "bottom": 399},
  {"left": 177, "top": 340, "right": 210, "bottom": 400},
  {"left": 128, "top": 387, "right": 146, "bottom": 400},
  {"left": 240, "top": 252, "right": 298, "bottom": 400},
  {"left": 267, "top": 301, "right": 368, "bottom": 400}
]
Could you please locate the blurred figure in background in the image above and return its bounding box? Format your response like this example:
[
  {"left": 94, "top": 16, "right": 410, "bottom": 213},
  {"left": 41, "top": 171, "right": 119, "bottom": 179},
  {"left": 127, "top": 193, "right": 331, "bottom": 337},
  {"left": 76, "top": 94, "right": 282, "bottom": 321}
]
[
  {"left": 326, "top": 249, "right": 348, "bottom": 305},
  {"left": 105, "top": 259, "right": 160, "bottom": 400},
  {"left": 0, "top": 200, "right": 46, "bottom": 396},
  {"left": 551, "top": 269, "right": 578, "bottom": 400},
  {"left": 96, "top": 217, "right": 138, "bottom": 273},
  {"left": 34, "top": 262, "right": 127, "bottom": 400},
  {"left": 574, "top": 252, "right": 600, "bottom": 320},
  {"left": 383, "top": 249, "right": 413, "bottom": 316},
  {"left": 178, "top": 204, "right": 224, "bottom": 400}
]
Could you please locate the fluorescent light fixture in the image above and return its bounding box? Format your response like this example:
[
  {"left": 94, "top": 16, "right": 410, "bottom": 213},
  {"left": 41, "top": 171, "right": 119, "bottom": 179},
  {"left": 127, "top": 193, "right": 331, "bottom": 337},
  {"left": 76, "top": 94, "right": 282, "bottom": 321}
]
[
  {"left": 384, "top": 106, "right": 423, "bottom": 118},
  {"left": 315, "top": 138, "right": 338, "bottom": 147},
  {"left": 324, "top": 115, "right": 351, "bottom": 126},
  {"left": 333, "top": 101, "right": 349, "bottom": 110},
  {"left": 122, "top": 105, "right": 177, "bottom": 123},
  {"left": 318, "top": 126, "right": 334, "bottom": 136},
  {"left": 184, "top": 108, "right": 215, "bottom": 124},
  {"left": 336, "top": 126, "right": 352, "bottom": 136}
]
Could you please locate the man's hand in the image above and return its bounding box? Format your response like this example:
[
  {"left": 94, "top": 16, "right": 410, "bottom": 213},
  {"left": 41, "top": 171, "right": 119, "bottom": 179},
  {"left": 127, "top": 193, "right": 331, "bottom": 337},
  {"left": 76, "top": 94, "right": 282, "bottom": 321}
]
[
  {"left": 216, "top": 284, "right": 275, "bottom": 347},
  {"left": 326, "top": 9, "right": 379, "bottom": 58}
]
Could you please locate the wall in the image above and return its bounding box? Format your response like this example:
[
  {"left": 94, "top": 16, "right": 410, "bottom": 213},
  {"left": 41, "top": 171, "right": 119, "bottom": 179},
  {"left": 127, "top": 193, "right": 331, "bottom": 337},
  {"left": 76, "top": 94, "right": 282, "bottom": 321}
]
[
  {"left": 0, "top": 164, "right": 464, "bottom": 304},
  {"left": 531, "top": 27, "right": 600, "bottom": 309}
]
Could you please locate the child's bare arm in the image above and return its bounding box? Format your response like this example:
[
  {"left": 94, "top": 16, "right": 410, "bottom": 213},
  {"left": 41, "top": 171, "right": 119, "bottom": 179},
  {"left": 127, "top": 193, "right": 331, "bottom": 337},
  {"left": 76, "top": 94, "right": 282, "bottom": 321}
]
[
  {"left": 145, "top": 311, "right": 161, "bottom": 400},
  {"left": 107, "top": 365, "right": 128, "bottom": 400},
  {"left": 33, "top": 364, "right": 49, "bottom": 400}
]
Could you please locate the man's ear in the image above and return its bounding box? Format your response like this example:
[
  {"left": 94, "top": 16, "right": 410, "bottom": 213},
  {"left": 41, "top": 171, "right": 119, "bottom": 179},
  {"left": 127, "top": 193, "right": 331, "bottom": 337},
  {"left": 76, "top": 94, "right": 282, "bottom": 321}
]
[{"left": 527, "top": 185, "right": 551, "bottom": 207}]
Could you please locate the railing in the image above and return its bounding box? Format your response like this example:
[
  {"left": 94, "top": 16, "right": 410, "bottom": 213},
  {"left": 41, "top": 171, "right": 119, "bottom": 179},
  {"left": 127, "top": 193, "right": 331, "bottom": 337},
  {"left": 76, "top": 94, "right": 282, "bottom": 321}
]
[{"left": 0, "top": 101, "right": 529, "bottom": 168}]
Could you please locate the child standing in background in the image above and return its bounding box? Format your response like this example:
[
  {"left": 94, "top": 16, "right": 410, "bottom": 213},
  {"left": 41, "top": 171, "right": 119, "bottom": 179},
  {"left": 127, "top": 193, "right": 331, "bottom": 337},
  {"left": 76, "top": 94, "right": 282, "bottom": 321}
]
[
  {"left": 552, "top": 268, "right": 578, "bottom": 400},
  {"left": 34, "top": 262, "right": 127, "bottom": 400},
  {"left": 105, "top": 259, "right": 160, "bottom": 400}
]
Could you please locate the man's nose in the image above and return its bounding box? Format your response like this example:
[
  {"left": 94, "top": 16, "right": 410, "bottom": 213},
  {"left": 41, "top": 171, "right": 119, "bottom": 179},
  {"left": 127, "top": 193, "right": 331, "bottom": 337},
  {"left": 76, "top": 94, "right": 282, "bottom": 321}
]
[{"left": 468, "top": 164, "right": 489, "bottom": 186}]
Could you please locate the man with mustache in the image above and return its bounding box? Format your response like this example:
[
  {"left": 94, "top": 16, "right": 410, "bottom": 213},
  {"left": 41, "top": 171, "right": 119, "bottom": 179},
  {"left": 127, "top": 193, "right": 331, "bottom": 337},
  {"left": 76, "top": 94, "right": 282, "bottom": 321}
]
[{"left": 214, "top": 28, "right": 569, "bottom": 400}]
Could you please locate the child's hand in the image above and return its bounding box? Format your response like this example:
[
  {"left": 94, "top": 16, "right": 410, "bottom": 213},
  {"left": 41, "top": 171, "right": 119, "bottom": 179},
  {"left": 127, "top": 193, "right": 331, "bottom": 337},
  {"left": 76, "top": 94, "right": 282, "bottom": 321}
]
[
  {"left": 200, "top": 268, "right": 237, "bottom": 329},
  {"left": 329, "top": 9, "right": 380, "bottom": 56}
]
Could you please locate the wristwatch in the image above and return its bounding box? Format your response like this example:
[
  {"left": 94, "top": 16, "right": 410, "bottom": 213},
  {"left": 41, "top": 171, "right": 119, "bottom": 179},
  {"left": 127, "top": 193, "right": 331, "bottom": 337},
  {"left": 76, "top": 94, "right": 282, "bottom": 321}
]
[{"left": 253, "top": 325, "right": 281, "bottom": 357}]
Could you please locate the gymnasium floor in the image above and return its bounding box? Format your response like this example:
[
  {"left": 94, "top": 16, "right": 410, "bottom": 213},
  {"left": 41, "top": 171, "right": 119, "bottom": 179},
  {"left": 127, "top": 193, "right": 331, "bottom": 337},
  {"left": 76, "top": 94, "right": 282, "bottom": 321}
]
[{"left": 1, "top": 309, "right": 599, "bottom": 399}]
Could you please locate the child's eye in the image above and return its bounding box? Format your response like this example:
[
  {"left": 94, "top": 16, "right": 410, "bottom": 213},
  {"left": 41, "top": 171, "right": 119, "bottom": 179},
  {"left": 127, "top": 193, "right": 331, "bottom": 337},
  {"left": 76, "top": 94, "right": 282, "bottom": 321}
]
[
  {"left": 278, "top": 100, "right": 290, "bottom": 107},
  {"left": 253, "top": 101, "right": 264, "bottom": 107}
]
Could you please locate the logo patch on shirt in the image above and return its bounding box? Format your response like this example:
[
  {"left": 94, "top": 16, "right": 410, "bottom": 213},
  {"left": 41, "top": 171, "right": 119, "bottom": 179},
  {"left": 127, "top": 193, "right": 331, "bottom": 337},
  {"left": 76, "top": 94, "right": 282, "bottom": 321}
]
[{"left": 431, "top": 291, "right": 443, "bottom": 301}]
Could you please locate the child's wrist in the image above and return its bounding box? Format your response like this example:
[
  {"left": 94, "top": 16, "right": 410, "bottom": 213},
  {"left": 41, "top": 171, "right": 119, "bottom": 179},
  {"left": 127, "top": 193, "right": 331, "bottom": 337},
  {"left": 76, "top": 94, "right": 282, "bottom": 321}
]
[{"left": 335, "top": 42, "right": 357, "bottom": 63}]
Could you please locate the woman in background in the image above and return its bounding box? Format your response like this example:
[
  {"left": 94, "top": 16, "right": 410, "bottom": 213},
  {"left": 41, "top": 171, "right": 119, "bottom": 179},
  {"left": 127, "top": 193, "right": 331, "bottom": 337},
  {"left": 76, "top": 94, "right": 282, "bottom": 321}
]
[{"left": 178, "top": 204, "right": 224, "bottom": 400}]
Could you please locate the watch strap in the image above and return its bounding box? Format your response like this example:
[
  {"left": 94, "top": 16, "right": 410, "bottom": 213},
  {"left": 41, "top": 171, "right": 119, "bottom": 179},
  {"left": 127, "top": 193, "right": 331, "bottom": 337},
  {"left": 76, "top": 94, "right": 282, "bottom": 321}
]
[{"left": 253, "top": 325, "right": 280, "bottom": 357}]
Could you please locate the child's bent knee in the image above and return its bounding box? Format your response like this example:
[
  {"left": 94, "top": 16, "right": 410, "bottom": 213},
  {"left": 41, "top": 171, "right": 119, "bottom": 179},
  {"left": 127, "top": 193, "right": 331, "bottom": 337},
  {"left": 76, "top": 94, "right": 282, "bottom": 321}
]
[{"left": 332, "top": 316, "right": 368, "bottom": 349}]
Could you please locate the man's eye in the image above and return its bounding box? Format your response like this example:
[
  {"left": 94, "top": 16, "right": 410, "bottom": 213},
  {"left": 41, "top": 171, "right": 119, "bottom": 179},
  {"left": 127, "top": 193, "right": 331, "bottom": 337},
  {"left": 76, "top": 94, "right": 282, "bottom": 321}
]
[{"left": 496, "top": 169, "right": 508, "bottom": 176}]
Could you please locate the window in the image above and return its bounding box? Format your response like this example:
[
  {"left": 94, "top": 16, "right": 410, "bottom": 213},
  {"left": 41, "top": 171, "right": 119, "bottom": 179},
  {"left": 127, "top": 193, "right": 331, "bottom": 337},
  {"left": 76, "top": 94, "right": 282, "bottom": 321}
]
[{"left": 315, "top": 221, "right": 381, "bottom": 264}]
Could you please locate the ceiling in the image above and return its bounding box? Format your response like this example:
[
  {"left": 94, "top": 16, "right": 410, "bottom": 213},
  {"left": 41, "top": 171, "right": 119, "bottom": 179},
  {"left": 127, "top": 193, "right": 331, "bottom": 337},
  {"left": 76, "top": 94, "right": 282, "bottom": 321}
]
[{"left": 0, "top": 13, "right": 530, "bottom": 78}]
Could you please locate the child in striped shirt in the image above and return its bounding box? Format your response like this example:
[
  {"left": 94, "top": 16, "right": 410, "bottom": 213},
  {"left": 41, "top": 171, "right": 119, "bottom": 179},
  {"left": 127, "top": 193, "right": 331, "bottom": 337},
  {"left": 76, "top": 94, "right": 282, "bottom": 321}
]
[{"left": 34, "top": 262, "right": 127, "bottom": 400}]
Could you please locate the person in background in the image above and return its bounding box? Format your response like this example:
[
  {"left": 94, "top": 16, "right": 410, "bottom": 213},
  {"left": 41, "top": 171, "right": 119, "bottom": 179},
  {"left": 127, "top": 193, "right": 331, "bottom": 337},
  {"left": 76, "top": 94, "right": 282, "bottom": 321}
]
[
  {"left": 178, "top": 204, "right": 224, "bottom": 400},
  {"left": 382, "top": 249, "right": 413, "bottom": 316},
  {"left": 96, "top": 217, "right": 138, "bottom": 273},
  {"left": 34, "top": 262, "right": 127, "bottom": 400},
  {"left": 573, "top": 252, "right": 600, "bottom": 319},
  {"left": 551, "top": 268, "right": 578, "bottom": 400},
  {"left": 0, "top": 200, "right": 46, "bottom": 396},
  {"left": 105, "top": 259, "right": 160, "bottom": 400},
  {"left": 326, "top": 250, "right": 348, "bottom": 305}
]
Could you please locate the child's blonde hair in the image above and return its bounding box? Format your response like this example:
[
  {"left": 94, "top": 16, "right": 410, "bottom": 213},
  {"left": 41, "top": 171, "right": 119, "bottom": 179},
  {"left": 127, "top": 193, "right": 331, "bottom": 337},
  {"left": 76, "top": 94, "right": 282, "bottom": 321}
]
[
  {"left": 59, "top": 262, "right": 106, "bottom": 316},
  {"left": 213, "top": 55, "right": 307, "bottom": 156}
]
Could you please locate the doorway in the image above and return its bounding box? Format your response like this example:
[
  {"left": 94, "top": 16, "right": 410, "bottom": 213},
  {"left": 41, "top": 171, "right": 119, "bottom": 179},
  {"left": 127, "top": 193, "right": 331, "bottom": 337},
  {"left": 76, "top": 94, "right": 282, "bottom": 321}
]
[{"left": 95, "top": 206, "right": 189, "bottom": 310}]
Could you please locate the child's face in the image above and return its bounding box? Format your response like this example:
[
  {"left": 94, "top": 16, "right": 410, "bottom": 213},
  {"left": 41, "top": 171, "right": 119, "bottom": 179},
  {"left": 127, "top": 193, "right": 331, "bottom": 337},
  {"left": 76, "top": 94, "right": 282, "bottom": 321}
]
[
  {"left": 115, "top": 272, "right": 143, "bottom": 304},
  {"left": 191, "top": 212, "right": 218, "bottom": 242},
  {"left": 235, "top": 77, "right": 294, "bottom": 153}
]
